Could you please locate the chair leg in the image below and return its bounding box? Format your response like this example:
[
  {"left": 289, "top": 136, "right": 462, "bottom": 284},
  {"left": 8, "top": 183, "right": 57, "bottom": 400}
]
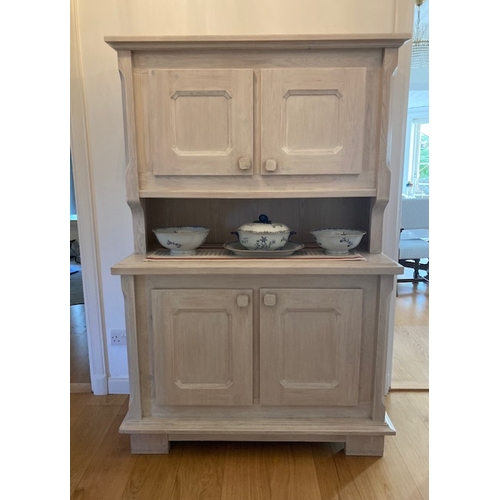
[
  {"left": 413, "top": 259, "right": 421, "bottom": 280},
  {"left": 397, "top": 258, "right": 429, "bottom": 286}
]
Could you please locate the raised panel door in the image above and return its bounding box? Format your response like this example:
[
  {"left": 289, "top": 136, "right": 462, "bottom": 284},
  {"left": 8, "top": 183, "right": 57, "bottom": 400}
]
[
  {"left": 261, "top": 68, "right": 366, "bottom": 175},
  {"left": 151, "top": 289, "right": 253, "bottom": 406},
  {"left": 260, "top": 288, "right": 363, "bottom": 406},
  {"left": 148, "top": 69, "right": 254, "bottom": 176}
]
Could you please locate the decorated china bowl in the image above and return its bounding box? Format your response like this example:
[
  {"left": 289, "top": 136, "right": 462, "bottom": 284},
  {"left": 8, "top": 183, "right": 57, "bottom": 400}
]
[
  {"left": 231, "top": 214, "right": 295, "bottom": 251},
  {"left": 153, "top": 226, "right": 210, "bottom": 255},
  {"left": 310, "top": 228, "right": 365, "bottom": 255}
]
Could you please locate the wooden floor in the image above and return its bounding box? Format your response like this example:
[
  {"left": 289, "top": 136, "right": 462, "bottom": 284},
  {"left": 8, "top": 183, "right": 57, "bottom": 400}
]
[
  {"left": 70, "top": 277, "right": 429, "bottom": 499},
  {"left": 71, "top": 391, "right": 428, "bottom": 500},
  {"left": 70, "top": 304, "right": 91, "bottom": 390},
  {"left": 392, "top": 275, "right": 429, "bottom": 390}
]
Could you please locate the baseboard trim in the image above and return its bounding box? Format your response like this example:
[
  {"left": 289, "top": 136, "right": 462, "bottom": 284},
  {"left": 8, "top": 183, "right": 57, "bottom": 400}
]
[
  {"left": 90, "top": 373, "right": 109, "bottom": 395},
  {"left": 108, "top": 377, "right": 130, "bottom": 394}
]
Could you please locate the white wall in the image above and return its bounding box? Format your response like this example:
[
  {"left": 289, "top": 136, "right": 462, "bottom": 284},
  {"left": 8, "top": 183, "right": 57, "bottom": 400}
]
[{"left": 70, "top": 0, "right": 413, "bottom": 394}]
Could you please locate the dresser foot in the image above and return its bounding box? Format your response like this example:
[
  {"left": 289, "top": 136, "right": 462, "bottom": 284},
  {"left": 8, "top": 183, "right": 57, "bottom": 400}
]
[
  {"left": 130, "top": 434, "right": 171, "bottom": 454},
  {"left": 345, "top": 435, "right": 384, "bottom": 456}
]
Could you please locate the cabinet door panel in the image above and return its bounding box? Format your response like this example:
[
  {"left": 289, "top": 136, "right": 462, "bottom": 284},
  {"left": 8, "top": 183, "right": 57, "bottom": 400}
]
[
  {"left": 260, "top": 288, "right": 362, "bottom": 406},
  {"left": 148, "top": 69, "right": 254, "bottom": 176},
  {"left": 152, "top": 289, "right": 253, "bottom": 406},
  {"left": 261, "top": 68, "right": 366, "bottom": 175}
]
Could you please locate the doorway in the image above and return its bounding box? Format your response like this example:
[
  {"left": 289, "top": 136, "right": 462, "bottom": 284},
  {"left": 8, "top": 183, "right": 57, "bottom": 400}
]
[{"left": 70, "top": 154, "right": 91, "bottom": 392}]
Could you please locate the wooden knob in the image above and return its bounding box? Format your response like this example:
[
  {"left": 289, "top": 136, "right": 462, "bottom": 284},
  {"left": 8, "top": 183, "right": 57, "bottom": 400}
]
[
  {"left": 238, "top": 157, "right": 252, "bottom": 170},
  {"left": 263, "top": 294, "right": 276, "bottom": 307},
  {"left": 236, "top": 294, "right": 250, "bottom": 307},
  {"left": 265, "top": 159, "right": 277, "bottom": 172}
]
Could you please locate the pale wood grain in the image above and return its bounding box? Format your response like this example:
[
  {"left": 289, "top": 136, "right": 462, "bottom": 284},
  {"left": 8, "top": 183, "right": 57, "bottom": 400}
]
[
  {"left": 260, "top": 288, "right": 362, "bottom": 406},
  {"left": 120, "top": 414, "right": 395, "bottom": 437},
  {"left": 391, "top": 326, "right": 429, "bottom": 390},
  {"left": 117, "top": 51, "right": 147, "bottom": 254},
  {"left": 152, "top": 289, "right": 253, "bottom": 406},
  {"left": 131, "top": 273, "right": 384, "bottom": 421},
  {"left": 385, "top": 392, "right": 429, "bottom": 498},
  {"left": 326, "top": 391, "right": 429, "bottom": 500},
  {"left": 138, "top": 172, "right": 378, "bottom": 198},
  {"left": 261, "top": 67, "right": 366, "bottom": 175},
  {"left": 371, "top": 274, "right": 395, "bottom": 421},
  {"left": 149, "top": 69, "right": 253, "bottom": 176},
  {"left": 117, "top": 271, "right": 395, "bottom": 448},
  {"left": 111, "top": 251, "right": 402, "bottom": 275},
  {"left": 105, "top": 34, "right": 412, "bottom": 51},
  {"left": 395, "top": 282, "right": 429, "bottom": 327},
  {"left": 369, "top": 47, "right": 400, "bottom": 254},
  {"left": 405, "top": 391, "right": 429, "bottom": 430},
  {"left": 121, "top": 275, "right": 143, "bottom": 421},
  {"left": 106, "top": 35, "right": 407, "bottom": 456}
]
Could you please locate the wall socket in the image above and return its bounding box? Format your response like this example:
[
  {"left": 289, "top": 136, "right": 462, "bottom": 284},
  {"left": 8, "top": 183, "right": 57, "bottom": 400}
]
[{"left": 110, "top": 329, "right": 127, "bottom": 345}]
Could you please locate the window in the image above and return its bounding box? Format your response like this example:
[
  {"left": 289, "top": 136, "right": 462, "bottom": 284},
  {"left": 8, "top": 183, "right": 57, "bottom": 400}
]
[{"left": 403, "top": 108, "right": 429, "bottom": 198}]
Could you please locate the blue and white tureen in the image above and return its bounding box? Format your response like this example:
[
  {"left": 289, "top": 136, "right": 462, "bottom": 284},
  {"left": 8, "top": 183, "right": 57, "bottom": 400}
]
[{"left": 232, "top": 214, "right": 294, "bottom": 251}]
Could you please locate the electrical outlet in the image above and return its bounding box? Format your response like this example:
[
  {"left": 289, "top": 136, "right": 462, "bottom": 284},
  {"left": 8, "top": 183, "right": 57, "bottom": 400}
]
[{"left": 110, "top": 329, "right": 126, "bottom": 345}]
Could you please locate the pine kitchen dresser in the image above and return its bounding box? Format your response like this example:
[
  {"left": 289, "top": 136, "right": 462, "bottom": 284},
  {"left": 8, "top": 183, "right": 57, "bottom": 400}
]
[{"left": 108, "top": 34, "right": 408, "bottom": 456}]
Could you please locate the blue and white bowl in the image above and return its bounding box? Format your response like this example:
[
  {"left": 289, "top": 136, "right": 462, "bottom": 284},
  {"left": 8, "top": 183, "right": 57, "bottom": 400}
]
[
  {"left": 153, "top": 226, "right": 210, "bottom": 255},
  {"left": 310, "top": 228, "right": 365, "bottom": 255}
]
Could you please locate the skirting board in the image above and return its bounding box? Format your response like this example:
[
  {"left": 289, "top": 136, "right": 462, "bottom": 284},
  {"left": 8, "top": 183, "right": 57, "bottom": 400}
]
[{"left": 108, "top": 377, "right": 130, "bottom": 395}]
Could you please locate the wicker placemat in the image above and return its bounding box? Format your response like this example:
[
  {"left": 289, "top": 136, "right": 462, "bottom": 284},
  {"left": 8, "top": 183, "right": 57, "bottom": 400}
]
[{"left": 144, "top": 247, "right": 366, "bottom": 261}]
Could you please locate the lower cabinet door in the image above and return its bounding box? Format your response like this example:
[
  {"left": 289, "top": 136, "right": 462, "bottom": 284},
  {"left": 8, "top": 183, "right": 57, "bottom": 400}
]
[
  {"left": 260, "top": 288, "right": 363, "bottom": 406},
  {"left": 151, "top": 289, "right": 253, "bottom": 406}
]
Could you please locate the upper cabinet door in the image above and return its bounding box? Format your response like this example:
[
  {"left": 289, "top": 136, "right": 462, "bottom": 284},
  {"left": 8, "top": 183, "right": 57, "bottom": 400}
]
[
  {"left": 149, "top": 69, "right": 254, "bottom": 176},
  {"left": 261, "top": 68, "right": 366, "bottom": 176}
]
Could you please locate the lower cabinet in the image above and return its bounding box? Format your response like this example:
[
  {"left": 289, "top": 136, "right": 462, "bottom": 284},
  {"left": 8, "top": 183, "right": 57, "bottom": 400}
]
[
  {"left": 118, "top": 273, "right": 396, "bottom": 456},
  {"left": 151, "top": 287, "right": 363, "bottom": 408}
]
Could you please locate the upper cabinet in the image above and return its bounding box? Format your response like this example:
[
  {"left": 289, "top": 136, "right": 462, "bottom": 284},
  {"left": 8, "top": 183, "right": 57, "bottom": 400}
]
[
  {"left": 261, "top": 67, "right": 366, "bottom": 176},
  {"left": 144, "top": 66, "right": 365, "bottom": 177},
  {"left": 148, "top": 69, "right": 254, "bottom": 176},
  {"left": 107, "top": 35, "right": 409, "bottom": 199}
]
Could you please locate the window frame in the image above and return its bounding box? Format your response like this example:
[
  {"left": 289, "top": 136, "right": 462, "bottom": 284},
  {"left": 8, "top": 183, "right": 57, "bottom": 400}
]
[{"left": 403, "top": 106, "right": 429, "bottom": 198}]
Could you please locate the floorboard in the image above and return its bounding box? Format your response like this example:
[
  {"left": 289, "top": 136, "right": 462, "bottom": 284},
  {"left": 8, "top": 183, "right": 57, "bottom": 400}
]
[{"left": 391, "top": 325, "right": 429, "bottom": 390}]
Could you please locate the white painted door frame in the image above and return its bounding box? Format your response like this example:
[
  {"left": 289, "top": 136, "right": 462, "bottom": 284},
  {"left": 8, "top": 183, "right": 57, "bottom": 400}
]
[{"left": 70, "top": 2, "right": 108, "bottom": 395}]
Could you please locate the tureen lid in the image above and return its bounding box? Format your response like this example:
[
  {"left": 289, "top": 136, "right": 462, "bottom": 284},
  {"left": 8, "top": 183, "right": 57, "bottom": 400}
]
[{"left": 238, "top": 214, "right": 290, "bottom": 233}]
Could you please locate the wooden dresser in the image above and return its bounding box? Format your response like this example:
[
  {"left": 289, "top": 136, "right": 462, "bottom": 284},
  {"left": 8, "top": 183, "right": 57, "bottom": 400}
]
[{"left": 107, "top": 35, "right": 407, "bottom": 456}]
